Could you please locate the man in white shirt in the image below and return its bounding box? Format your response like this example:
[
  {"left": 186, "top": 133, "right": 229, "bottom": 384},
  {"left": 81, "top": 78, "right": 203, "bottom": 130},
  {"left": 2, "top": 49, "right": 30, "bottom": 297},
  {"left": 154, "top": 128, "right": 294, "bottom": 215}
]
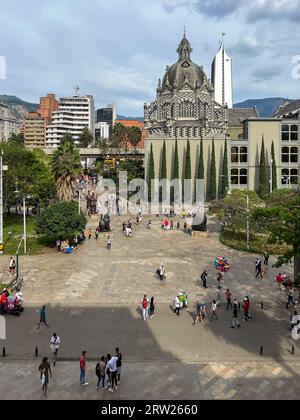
[
  {"left": 50, "top": 333, "right": 61, "bottom": 366},
  {"left": 106, "top": 354, "right": 118, "bottom": 392}
]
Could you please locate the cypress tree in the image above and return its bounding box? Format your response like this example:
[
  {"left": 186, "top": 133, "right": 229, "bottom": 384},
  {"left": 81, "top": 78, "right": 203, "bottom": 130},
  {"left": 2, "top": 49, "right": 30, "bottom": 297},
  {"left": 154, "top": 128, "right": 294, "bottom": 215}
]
[
  {"left": 148, "top": 143, "right": 155, "bottom": 202},
  {"left": 259, "top": 136, "right": 268, "bottom": 198},
  {"left": 209, "top": 140, "right": 217, "bottom": 201},
  {"left": 271, "top": 141, "right": 278, "bottom": 192},
  {"left": 198, "top": 138, "right": 204, "bottom": 180},
  {"left": 185, "top": 139, "right": 191, "bottom": 180},
  {"left": 221, "top": 138, "right": 229, "bottom": 198}
]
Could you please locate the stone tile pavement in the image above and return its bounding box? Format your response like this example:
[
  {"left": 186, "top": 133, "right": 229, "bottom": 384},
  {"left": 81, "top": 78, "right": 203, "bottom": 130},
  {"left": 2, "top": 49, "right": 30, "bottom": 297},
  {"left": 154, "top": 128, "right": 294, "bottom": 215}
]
[{"left": 0, "top": 361, "right": 299, "bottom": 400}]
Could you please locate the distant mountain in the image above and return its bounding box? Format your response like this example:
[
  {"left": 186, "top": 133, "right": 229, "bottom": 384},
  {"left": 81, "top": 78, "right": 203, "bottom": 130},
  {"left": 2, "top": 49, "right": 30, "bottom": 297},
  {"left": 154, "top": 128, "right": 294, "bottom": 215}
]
[
  {"left": 117, "top": 115, "right": 144, "bottom": 122},
  {"left": 233, "top": 97, "right": 297, "bottom": 118},
  {"left": 0, "top": 95, "right": 38, "bottom": 120}
]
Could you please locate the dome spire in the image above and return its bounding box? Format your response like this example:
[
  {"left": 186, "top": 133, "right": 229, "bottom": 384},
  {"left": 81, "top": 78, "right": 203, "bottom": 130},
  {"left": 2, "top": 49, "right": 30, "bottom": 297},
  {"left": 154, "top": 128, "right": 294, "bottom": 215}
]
[{"left": 177, "top": 30, "right": 193, "bottom": 61}]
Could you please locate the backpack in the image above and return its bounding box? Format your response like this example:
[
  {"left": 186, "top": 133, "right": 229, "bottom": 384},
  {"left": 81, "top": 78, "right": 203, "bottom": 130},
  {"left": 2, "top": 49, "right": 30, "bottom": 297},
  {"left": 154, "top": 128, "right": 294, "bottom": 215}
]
[{"left": 142, "top": 298, "right": 148, "bottom": 309}]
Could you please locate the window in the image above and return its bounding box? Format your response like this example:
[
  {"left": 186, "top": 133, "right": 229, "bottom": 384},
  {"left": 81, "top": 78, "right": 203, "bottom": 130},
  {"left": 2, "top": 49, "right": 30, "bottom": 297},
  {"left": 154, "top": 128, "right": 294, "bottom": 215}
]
[
  {"left": 179, "top": 101, "right": 195, "bottom": 118},
  {"left": 281, "top": 146, "right": 298, "bottom": 163},
  {"left": 231, "top": 168, "right": 248, "bottom": 186},
  {"left": 282, "top": 124, "right": 298, "bottom": 141},
  {"left": 231, "top": 146, "right": 248, "bottom": 163},
  {"left": 282, "top": 168, "right": 298, "bottom": 185}
]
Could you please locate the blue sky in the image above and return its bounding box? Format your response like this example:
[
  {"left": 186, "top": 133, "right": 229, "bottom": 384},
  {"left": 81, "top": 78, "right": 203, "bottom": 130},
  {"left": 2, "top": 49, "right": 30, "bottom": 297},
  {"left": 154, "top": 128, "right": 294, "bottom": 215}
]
[{"left": 0, "top": 0, "right": 299, "bottom": 115}]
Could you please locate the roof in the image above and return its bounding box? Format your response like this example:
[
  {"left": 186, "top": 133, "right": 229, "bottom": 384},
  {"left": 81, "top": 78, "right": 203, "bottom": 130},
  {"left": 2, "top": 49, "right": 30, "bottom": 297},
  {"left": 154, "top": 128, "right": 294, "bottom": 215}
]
[
  {"left": 228, "top": 108, "right": 259, "bottom": 125},
  {"left": 275, "top": 100, "right": 300, "bottom": 118},
  {"left": 116, "top": 120, "right": 144, "bottom": 128}
]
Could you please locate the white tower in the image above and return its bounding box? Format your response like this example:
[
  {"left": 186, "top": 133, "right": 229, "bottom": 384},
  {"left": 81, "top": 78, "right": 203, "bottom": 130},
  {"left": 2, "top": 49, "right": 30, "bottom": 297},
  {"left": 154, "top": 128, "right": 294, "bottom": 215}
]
[{"left": 211, "top": 34, "right": 233, "bottom": 108}]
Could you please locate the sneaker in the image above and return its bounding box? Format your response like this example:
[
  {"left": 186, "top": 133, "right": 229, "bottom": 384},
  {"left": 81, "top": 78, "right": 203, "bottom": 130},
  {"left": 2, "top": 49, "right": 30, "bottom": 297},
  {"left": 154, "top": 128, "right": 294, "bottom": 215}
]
[
  {"left": 109, "top": 388, "right": 114, "bottom": 393},
  {"left": 83, "top": 382, "right": 89, "bottom": 386},
  {"left": 115, "top": 386, "right": 118, "bottom": 390},
  {"left": 231, "top": 326, "right": 234, "bottom": 329},
  {"left": 238, "top": 324, "right": 241, "bottom": 328},
  {"left": 96, "top": 386, "right": 99, "bottom": 390}
]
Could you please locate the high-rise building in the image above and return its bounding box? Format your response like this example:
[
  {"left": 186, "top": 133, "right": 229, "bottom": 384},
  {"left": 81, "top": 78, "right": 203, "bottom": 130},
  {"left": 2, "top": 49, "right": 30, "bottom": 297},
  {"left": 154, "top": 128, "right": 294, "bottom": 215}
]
[
  {"left": 37, "top": 93, "right": 58, "bottom": 125},
  {"left": 0, "top": 103, "right": 21, "bottom": 141},
  {"left": 46, "top": 95, "right": 95, "bottom": 148},
  {"left": 211, "top": 38, "right": 233, "bottom": 108},
  {"left": 24, "top": 112, "right": 46, "bottom": 148},
  {"left": 96, "top": 104, "right": 117, "bottom": 137},
  {"left": 95, "top": 122, "right": 110, "bottom": 140}
]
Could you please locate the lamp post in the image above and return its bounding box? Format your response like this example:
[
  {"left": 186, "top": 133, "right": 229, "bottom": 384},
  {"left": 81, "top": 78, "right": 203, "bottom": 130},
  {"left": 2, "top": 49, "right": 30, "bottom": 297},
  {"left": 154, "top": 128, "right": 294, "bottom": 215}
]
[
  {"left": 270, "top": 158, "right": 273, "bottom": 194},
  {"left": 15, "top": 188, "right": 30, "bottom": 255}
]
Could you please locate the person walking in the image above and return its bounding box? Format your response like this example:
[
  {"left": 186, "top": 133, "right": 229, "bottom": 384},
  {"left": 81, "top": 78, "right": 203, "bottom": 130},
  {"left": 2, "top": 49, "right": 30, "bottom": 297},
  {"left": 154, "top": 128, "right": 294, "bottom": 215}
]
[
  {"left": 201, "top": 270, "right": 208, "bottom": 289},
  {"left": 242, "top": 297, "right": 251, "bottom": 321},
  {"left": 115, "top": 347, "right": 122, "bottom": 384},
  {"left": 80, "top": 351, "right": 88, "bottom": 386},
  {"left": 37, "top": 306, "right": 50, "bottom": 329},
  {"left": 107, "top": 236, "right": 112, "bottom": 250},
  {"left": 55, "top": 239, "right": 61, "bottom": 253},
  {"left": 193, "top": 299, "right": 202, "bottom": 325},
  {"left": 263, "top": 251, "right": 270, "bottom": 266},
  {"left": 287, "top": 288, "right": 296, "bottom": 307},
  {"left": 255, "top": 258, "right": 263, "bottom": 278},
  {"left": 210, "top": 300, "right": 218, "bottom": 321},
  {"left": 225, "top": 289, "right": 233, "bottom": 310},
  {"left": 106, "top": 354, "right": 118, "bottom": 392},
  {"left": 231, "top": 303, "right": 241, "bottom": 329},
  {"left": 95, "top": 228, "right": 99, "bottom": 241},
  {"left": 9, "top": 257, "right": 16, "bottom": 276},
  {"left": 88, "top": 228, "right": 93, "bottom": 240},
  {"left": 149, "top": 297, "right": 155, "bottom": 319},
  {"left": 96, "top": 356, "right": 107, "bottom": 390},
  {"left": 38, "top": 357, "right": 52, "bottom": 397},
  {"left": 217, "top": 272, "right": 224, "bottom": 289},
  {"left": 141, "top": 295, "right": 149, "bottom": 321},
  {"left": 174, "top": 295, "right": 181, "bottom": 316},
  {"left": 50, "top": 333, "right": 61, "bottom": 366}
]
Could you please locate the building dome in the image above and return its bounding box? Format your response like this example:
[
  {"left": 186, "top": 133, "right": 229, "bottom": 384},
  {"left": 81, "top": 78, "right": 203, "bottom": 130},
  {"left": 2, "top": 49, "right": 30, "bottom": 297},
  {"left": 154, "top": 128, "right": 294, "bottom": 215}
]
[{"left": 162, "top": 34, "right": 206, "bottom": 91}]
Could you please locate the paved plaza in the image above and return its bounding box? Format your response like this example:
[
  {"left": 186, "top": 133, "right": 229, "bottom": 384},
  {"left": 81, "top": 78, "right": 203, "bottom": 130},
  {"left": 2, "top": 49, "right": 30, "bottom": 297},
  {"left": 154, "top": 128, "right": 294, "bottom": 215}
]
[{"left": 0, "top": 214, "right": 299, "bottom": 399}]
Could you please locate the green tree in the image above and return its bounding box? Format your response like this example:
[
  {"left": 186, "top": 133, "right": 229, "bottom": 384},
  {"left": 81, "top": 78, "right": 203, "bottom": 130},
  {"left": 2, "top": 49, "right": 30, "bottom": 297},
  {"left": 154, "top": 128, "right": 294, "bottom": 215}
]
[
  {"left": 78, "top": 127, "right": 94, "bottom": 148},
  {"left": 128, "top": 126, "right": 142, "bottom": 149},
  {"left": 253, "top": 190, "right": 300, "bottom": 285},
  {"left": 37, "top": 201, "right": 87, "bottom": 242},
  {"left": 51, "top": 135, "right": 82, "bottom": 202},
  {"left": 221, "top": 138, "right": 229, "bottom": 198},
  {"left": 209, "top": 140, "right": 217, "bottom": 201},
  {"left": 8, "top": 133, "right": 24, "bottom": 144},
  {"left": 185, "top": 139, "right": 191, "bottom": 180},
  {"left": 271, "top": 141, "right": 278, "bottom": 192},
  {"left": 198, "top": 138, "right": 204, "bottom": 180},
  {"left": 148, "top": 143, "right": 155, "bottom": 202},
  {"left": 259, "top": 136, "right": 268, "bottom": 198}
]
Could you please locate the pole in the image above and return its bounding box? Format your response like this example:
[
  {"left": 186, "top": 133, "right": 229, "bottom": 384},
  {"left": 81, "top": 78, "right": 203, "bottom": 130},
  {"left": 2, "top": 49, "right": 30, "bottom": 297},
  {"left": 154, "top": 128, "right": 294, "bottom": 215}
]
[
  {"left": 23, "top": 196, "right": 27, "bottom": 255},
  {"left": 0, "top": 151, "right": 3, "bottom": 255},
  {"left": 270, "top": 159, "right": 273, "bottom": 194},
  {"left": 246, "top": 194, "right": 250, "bottom": 251}
]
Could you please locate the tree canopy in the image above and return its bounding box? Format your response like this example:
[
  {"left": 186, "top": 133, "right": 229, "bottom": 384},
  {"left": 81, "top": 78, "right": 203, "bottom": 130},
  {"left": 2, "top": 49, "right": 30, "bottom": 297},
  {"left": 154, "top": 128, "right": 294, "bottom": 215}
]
[{"left": 78, "top": 127, "right": 94, "bottom": 148}]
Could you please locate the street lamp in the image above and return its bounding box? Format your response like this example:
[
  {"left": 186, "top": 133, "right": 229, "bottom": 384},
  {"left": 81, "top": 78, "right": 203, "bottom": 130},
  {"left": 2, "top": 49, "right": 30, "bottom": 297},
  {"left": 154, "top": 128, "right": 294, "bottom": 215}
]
[
  {"left": 15, "top": 188, "right": 30, "bottom": 255},
  {"left": 245, "top": 194, "right": 250, "bottom": 251}
]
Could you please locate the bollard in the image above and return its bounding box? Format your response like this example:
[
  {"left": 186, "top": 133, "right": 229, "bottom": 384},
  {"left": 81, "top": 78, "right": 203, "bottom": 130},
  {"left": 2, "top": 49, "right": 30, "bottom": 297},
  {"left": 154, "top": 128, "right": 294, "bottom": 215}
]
[
  {"left": 261, "top": 302, "right": 264, "bottom": 310},
  {"left": 35, "top": 347, "right": 38, "bottom": 358},
  {"left": 292, "top": 345, "right": 295, "bottom": 355},
  {"left": 260, "top": 345, "right": 263, "bottom": 356},
  {"left": 2, "top": 347, "right": 5, "bottom": 357}
]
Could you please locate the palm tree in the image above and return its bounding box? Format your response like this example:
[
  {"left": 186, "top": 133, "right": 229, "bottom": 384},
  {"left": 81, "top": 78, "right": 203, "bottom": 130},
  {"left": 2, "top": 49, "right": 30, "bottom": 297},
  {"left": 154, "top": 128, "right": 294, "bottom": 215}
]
[
  {"left": 51, "top": 135, "right": 82, "bottom": 202},
  {"left": 78, "top": 127, "right": 94, "bottom": 148}
]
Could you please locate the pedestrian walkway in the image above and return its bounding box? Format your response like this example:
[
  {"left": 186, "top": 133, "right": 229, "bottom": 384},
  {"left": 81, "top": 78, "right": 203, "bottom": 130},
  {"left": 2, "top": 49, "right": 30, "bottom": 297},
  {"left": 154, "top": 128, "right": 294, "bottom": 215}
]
[{"left": 1, "top": 361, "right": 299, "bottom": 400}]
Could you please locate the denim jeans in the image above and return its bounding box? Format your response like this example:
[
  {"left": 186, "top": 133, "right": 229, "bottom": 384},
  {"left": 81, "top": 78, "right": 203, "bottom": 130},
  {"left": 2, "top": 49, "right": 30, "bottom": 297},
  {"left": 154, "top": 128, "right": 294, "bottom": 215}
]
[
  {"left": 97, "top": 375, "right": 105, "bottom": 388},
  {"left": 80, "top": 368, "right": 86, "bottom": 384},
  {"left": 142, "top": 308, "right": 148, "bottom": 320}
]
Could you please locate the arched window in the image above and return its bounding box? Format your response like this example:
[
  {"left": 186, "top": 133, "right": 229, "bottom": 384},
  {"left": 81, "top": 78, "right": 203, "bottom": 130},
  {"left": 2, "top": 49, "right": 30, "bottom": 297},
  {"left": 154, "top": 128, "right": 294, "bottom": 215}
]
[
  {"left": 162, "top": 105, "right": 168, "bottom": 120},
  {"left": 179, "top": 101, "right": 194, "bottom": 118}
]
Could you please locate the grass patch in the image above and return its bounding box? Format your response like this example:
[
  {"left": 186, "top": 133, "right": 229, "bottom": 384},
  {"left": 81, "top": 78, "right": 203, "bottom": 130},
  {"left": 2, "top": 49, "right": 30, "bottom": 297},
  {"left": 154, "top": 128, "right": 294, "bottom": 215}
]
[
  {"left": 3, "top": 214, "right": 54, "bottom": 256},
  {"left": 220, "top": 230, "right": 291, "bottom": 255}
]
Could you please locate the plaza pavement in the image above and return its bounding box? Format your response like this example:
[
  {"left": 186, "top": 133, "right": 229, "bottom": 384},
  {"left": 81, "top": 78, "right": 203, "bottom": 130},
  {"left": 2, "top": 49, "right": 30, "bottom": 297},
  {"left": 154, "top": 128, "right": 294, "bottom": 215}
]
[{"left": 0, "top": 214, "right": 299, "bottom": 399}]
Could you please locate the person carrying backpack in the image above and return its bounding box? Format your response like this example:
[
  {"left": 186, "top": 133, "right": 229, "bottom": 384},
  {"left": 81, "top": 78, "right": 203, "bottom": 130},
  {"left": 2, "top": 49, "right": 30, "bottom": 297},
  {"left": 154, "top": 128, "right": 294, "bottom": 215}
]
[{"left": 141, "top": 295, "right": 149, "bottom": 321}]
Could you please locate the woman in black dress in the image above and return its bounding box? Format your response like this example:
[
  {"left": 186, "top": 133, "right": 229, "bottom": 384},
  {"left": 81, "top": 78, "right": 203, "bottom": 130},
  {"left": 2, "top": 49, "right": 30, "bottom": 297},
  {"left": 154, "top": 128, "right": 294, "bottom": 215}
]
[{"left": 149, "top": 297, "right": 155, "bottom": 319}]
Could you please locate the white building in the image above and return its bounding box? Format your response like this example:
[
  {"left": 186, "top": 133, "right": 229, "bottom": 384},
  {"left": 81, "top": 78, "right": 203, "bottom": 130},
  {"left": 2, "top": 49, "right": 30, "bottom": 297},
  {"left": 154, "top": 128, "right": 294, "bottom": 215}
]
[
  {"left": 46, "top": 95, "right": 95, "bottom": 148},
  {"left": 95, "top": 122, "right": 110, "bottom": 140},
  {"left": 211, "top": 41, "right": 233, "bottom": 108},
  {"left": 0, "top": 103, "right": 21, "bottom": 141}
]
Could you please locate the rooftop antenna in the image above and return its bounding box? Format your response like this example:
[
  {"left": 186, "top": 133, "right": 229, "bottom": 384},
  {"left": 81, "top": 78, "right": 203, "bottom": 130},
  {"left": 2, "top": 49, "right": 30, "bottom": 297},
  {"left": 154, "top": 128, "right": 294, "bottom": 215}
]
[
  {"left": 74, "top": 85, "right": 80, "bottom": 97},
  {"left": 184, "top": 24, "right": 186, "bottom": 38},
  {"left": 221, "top": 32, "right": 226, "bottom": 45}
]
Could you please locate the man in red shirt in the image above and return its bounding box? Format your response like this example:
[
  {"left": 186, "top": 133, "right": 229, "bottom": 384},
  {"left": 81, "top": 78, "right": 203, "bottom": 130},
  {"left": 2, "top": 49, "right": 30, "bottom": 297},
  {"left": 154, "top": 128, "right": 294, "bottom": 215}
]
[
  {"left": 243, "top": 297, "right": 251, "bottom": 321},
  {"left": 276, "top": 273, "right": 284, "bottom": 289},
  {"left": 80, "top": 351, "right": 88, "bottom": 386}
]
